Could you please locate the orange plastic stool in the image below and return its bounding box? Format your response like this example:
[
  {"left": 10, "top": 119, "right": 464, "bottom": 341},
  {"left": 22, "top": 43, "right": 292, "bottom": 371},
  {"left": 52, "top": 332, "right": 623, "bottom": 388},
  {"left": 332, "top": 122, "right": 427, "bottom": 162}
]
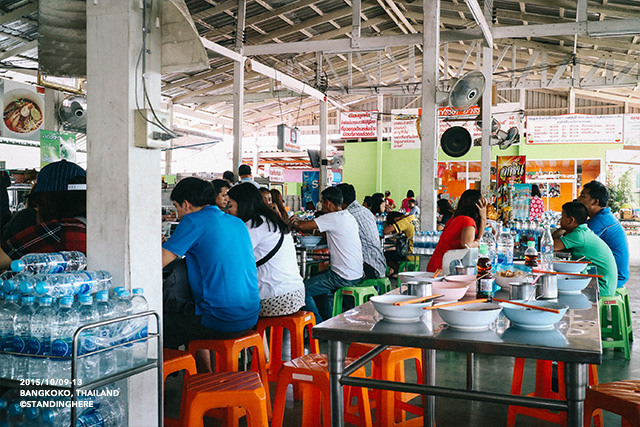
[
  {"left": 272, "top": 353, "right": 373, "bottom": 427},
  {"left": 255, "top": 310, "right": 320, "bottom": 383},
  {"left": 584, "top": 380, "right": 640, "bottom": 427},
  {"left": 183, "top": 371, "right": 268, "bottom": 427},
  {"left": 347, "top": 343, "right": 424, "bottom": 427},
  {"left": 507, "top": 358, "right": 602, "bottom": 427},
  {"left": 163, "top": 349, "right": 197, "bottom": 427},
  {"left": 188, "top": 332, "right": 272, "bottom": 425}
]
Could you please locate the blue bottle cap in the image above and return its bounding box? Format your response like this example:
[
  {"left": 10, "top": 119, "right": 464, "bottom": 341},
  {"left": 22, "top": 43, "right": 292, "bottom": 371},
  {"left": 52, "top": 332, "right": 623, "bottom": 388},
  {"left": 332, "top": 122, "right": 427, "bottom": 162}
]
[
  {"left": 96, "top": 291, "right": 108, "bottom": 301},
  {"left": 79, "top": 295, "right": 93, "bottom": 304},
  {"left": 119, "top": 290, "right": 130, "bottom": 298},
  {"left": 8, "top": 403, "right": 21, "bottom": 416},
  {"left": 18, "top": 282, "right": 33, "bottom": 295},
  {"left": 41, "top": 409, "right": 54, "bottom": 423},
  {"left": 39, "top": 296, "right": 53, "bottom": 305},
  {"left": 25, "top": 407, "right": 38, "bottom": 420},
  {"left": 132, "top": 288, "right": 144, "bottom": 295},
  {"left": 5, "top": 294, "right": 18, "bottom": 302},
  {"left": 10, "top": 260, "right": 24, "bottom": 272},
  {"left": 0, "top": 291, "right": 5, "bottom": 299},
  {"left": 60, "top": 296, "right": 74, "bottom": 306},
  {"left": 21, "top": 296, "right": 35, "bottom": 304},
  {"left": 3, "top": 280, "right": 15, "bottom": 292},
  {"left": 35, "top": 282, "right": 47, "bottom": 295},
  {"left": 113, "top": 286, "right": 125, "bottom": 295}
]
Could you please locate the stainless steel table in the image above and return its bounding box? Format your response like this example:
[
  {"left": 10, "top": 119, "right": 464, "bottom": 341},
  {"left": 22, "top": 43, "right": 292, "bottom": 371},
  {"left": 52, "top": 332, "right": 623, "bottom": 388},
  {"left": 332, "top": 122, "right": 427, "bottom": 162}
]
[
  {"left": 296, "top": 243, "right": 329, "bottom": 278},
  {"left": 313, "top": 279, "right": 602, "bottom": 427}
]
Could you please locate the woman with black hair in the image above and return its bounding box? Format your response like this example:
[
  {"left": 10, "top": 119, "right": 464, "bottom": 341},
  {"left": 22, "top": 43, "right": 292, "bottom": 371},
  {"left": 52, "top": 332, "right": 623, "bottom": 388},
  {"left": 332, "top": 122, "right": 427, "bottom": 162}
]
[
  {"left": 427, "top": 189, "right": 487, "bottom": 272},
  {"left": 227, "top": 183, "right": 305, "bottom": 317},
  {"left": 401, "top": 190, "right": 415, "bottom": 212},
  {"left": 370, "top": 193, "right": 386, "bottom": 215},
  {"left": 211, "top": 179, "right": 230, "bottom": 210},
  {"left": 437, "top": 198, "right": 455, "bottom": 230}
]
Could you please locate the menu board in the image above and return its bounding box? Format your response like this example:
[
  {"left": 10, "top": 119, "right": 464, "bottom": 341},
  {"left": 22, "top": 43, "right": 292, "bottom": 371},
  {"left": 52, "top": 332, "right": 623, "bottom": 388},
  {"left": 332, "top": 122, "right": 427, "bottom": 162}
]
[
  {"left": 624, "top": 114, "right": 640, "bottom": 146},
  {"left": 391, "top": 108, "right": 421, "bottom": 150},
  {"left": 526, "top": 114, "right": 623, "bottom": 144},
  {"left": 339, "top": 111, "right": 377, "bottom": 139}
]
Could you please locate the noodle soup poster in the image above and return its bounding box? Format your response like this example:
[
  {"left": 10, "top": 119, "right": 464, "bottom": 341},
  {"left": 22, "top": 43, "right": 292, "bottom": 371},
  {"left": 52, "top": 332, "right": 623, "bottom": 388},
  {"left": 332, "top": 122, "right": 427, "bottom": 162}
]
[
  {"left": 496, "top": 155, "right": 527, "bottom": 221},
  {"left": 2, "top": 80, "right": 45, "bottom": 141}
]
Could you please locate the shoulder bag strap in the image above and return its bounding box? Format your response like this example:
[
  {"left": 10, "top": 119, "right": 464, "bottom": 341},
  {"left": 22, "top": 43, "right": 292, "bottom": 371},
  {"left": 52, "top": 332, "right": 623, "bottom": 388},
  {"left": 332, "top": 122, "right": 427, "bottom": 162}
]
[{"left": 256, "top": 232, "right": 285, "bottom": 267}]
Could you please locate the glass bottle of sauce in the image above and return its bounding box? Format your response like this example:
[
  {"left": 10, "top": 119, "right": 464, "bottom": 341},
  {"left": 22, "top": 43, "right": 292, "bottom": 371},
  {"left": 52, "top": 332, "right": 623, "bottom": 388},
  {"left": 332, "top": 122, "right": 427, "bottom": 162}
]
[{"left": 476, "top": 244, "right": 493, "bottom": 300}]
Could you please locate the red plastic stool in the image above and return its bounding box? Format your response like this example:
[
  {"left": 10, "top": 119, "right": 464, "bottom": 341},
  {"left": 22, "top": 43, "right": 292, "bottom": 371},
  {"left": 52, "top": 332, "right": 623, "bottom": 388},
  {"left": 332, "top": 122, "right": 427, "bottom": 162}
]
[
  {"left": 507, "top": 358, "right": 602, "bottom": 427},
  {"left": 347, "top": 343, "right": 423, "bottom": 427},
  {"left": 183, "top": 371, "right": 268, "bottom": 427},
  {"left": 162, "top": 349, "right": 197, "bottom": 427},
  {"left": 188, "top": 332, "right": 272, "bottom": 425},
  {"left": 254, "top": 310, "right": 319, "bottom": 383},
  {"left": 584, "top": 380, "right": 640, "bottom": 427},
  {"left": 271, "top": 353, "right": 373, "bottom": 427}
]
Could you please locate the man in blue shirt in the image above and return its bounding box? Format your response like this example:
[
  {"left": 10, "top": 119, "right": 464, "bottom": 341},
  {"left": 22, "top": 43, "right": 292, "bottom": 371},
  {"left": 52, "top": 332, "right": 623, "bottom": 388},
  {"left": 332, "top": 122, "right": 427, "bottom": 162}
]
[
  {"left": 162, "top": 177, "right": 260, "bottom": 370},
  {"left": 577, "top": 180, "right": 629, "bottom": 288}
]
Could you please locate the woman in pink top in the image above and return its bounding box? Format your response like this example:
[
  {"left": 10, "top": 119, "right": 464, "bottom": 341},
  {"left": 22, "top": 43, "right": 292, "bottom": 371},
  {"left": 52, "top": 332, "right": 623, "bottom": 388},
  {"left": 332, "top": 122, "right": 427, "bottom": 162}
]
[
  {"left": 529, "top": 184, "right": 545, "bottom": 220},
  {"left": 427, "top": 189, "right": 487, "bottom": 272}
]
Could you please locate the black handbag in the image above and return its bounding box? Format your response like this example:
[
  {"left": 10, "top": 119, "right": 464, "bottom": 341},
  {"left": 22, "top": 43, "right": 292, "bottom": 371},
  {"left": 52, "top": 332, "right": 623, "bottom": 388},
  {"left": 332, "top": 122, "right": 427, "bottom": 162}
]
[
  {"left": 162, "top": 257, "right": 193, "bottom": 314},
  {"left": 395, "top": 234, "right": 409, "bottom": 258}
]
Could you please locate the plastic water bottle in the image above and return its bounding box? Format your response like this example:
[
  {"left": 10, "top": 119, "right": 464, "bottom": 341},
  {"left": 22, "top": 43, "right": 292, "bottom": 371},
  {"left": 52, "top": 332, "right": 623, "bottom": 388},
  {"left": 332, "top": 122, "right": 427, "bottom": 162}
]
[
  {"left": 497, "top": 227, "right": 514, "bottom": 268},
  {"left": 36, "top": 270, "right": 112, "bottom": 298},
  {"left": 0, "top": 271, "right": 18, "bottom": 292},
  {"left": 18, "top": 274, "right": 46, "bottom": 296},
  {"left": 130, "top": 288, "right": 149, "bottom": 366},
  {"left": 76, "top": 398, "right": 125, "bottom": 427},
  {"left": 113, "top": 290, "right": 134, "bottom": 372},
  {"left": 10, "top": 251, "right": 87, "bottom": 274},
  {"left": 24, "top": 406, "right": 40, "bottom": 425},
  {"left": 95, "top": 291, "right": 117, "bottom": 377},
  {"left": 480, "top": 227, "right": 497, "bottom": 267},
  {"left": 3, "top": 272, "right": 29, "bottom": 293},
  {"left": 41, "top": 406, "right": 71, "bottom": 426},
  {"left": 0, "top": 294, "right": 20, "bottom": 379},
  {"left": 13, "top": 296, "right": 35, "bottom": 380},
  {"left": 51, "top": 296, "right": 77, "bottom": 382},
  {"left": 29, "top": 296, "right": 55, "bottom": 380},
  {"left": 7, "top": 402, "right": 24, "bottom": 424},
  {"left": 540, "top": 224, "right": 554, "bottom": 271},
  {"left": 77, "top": 295, "right": 100, "bottom": 383}
]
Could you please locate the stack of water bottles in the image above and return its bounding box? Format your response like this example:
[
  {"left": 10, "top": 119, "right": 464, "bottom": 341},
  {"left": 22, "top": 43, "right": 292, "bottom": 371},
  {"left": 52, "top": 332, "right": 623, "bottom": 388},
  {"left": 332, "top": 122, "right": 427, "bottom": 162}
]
[
  {"left": 375, "top": 213, "right": 387, "bottom": 237},
  {"left": 412, "top": 231, "right": 442, "bottom": 255},
  {"left": 0, "top": 251, "right": 150, "bottom": 384},
  {"left": 0, "top": 383, "right": 125, "bottom": 426}
]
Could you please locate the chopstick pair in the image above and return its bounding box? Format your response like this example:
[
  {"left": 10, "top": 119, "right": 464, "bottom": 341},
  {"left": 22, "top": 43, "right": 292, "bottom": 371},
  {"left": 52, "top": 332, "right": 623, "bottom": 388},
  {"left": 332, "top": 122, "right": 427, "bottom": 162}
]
[
  {"left": 554, "top": 260, "right": 592, "bottom": 264},
  {"left": 393, "top": 294, "right": 444, "bottom": 306},
  {"left": 422, "top": 297, "right": 562, "bottom": 315},
  {"left": 424, "top": 298, "right": 488, "bottom": 310},
  {"left": 492, "top": 298, "right": 561, "bottom": 314},
  {"left": 532, "top": 269, "right": 602, "bottom": 279}
]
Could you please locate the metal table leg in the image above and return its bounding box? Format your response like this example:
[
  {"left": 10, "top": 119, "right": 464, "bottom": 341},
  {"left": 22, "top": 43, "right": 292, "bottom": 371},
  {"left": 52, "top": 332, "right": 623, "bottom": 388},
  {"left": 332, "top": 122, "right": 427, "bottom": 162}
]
[
  {"left": 328, "top": 340, "right": 345, "bottom": 427},
  {"left": 423, "top": 348, "right": 436, "bottom": 427},
  {"left": 466, "top": 353, "right": 474, "bottom": 390},
  {"left": 299, "top": 247, "right": 308, "bottom": 277},
  {"left": 564, "top": 362, "right": 588, "bottom": 427}
]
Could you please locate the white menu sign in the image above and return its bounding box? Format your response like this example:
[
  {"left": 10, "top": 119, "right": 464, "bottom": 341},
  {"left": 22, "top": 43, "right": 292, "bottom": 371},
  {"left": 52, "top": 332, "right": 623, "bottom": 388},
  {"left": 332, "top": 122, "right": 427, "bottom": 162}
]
[
  {"left": 339, "top": 111, "right": 377, "bottom": 138},
  {"left": 391, "top": 108, "right": 421, "bottom": 150},
  {"left": 526, "top": 114, "right": 623, "bottom": 144},
  {"left": 624, "top": 114, "right": 640, "bottom": 146}
]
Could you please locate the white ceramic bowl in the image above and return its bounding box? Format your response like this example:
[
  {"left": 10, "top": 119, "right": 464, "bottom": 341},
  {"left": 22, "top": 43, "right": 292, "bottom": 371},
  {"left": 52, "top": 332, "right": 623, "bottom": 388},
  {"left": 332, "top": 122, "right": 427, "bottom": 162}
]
[
  {"left": 494, "top": 271, "right": 529, "bottom": 288},
  {"left": 553, "top": 261, "right": 589, "bottom": 274},
  {"left": 499, "top": 300, "right": 568, "bottom": 330},
  {"left": 298, "top": 236, "right": 322, "bottom": 247},
  {"left": 557, "top": 276, "right": 591, "bottom": 294},
  {"left": 370, "top": 295, "right": 432, "bottom": 323},
  {"left": 431, "top": 281, "right": 469, "bottom": 303},
  {"left": 437, "top": 302, "right": 502, "bottom": 331},
  {"left": 444, "top": 275, "right": 476, "bottom": 285}
]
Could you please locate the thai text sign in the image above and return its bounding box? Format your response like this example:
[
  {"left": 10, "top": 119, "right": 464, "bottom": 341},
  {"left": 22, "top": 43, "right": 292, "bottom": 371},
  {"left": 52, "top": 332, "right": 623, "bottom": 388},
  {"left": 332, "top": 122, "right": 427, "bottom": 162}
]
[
  {"left": 526, "top": 114, "right": 623, "bottom": 144},
  {"left": 391, "top": 108, "right": 421, "bottom": 150},
  {"left": 497, "top": 155, "right": 527, "bottom": 186},
  {"left": 623, "top": 114, "right": 640, "bottom": 146},
  {"left": 339, "top": 111, "right": 377, "bottom": 138}
]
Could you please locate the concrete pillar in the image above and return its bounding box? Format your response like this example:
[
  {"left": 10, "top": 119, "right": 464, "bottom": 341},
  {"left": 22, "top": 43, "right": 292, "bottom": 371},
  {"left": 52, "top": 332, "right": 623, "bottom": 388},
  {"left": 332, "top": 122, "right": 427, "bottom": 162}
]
[
  {"left": 87, "top": 1, "right": 161, "bottom": 425},
  {"left": 419, "top": 0, "right": 440, "bottom": 232},
  {"left": 376, "top": 93, "right": 384, "bottom": 192},
  {"left": 319, "top": 100, "right": 328, "bottom": 191},
  {"left": 232, "top": 0, "right": 247, "bottom": 175},
  {"left": 480, "top": 46, "right": 493, "bottom": 191}
]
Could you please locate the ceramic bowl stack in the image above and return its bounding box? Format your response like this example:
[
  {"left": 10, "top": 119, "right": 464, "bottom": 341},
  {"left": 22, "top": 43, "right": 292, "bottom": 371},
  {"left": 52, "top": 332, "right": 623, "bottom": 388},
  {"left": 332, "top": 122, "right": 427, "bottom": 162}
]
[
  {"left": 553, "top": 261, "right": 591, "bottom": 294},
  {"left": 431, "top": 281, "right": 469, "bottom": 303},
  {"left": 499, "top": 300, "right": 569, "bottom": 330},
  {"left": 444, "top": 274, "right": 477, "bottom": 294},
  {"left": 370, "top": 295, "right": 432, "bottom": 323},
  {"left": 436, "top": 302, "right": 502, "bottom": 331},
  {"left": 298, "top": 235, "right": 322, "bottom": 247}
]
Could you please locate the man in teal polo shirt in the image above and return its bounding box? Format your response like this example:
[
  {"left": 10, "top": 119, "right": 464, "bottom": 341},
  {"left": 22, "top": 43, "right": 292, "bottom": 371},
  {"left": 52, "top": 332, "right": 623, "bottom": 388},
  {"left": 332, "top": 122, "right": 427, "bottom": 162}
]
[{"left": 553, "top": 201, "right": 617, "bottom": 297}]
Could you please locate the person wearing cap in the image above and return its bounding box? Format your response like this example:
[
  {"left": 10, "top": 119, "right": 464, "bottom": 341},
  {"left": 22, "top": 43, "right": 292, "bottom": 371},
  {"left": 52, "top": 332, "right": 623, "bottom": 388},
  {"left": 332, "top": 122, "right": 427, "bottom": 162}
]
[{"left": 0, "top": 160, "right": 86, "bottom": 271}]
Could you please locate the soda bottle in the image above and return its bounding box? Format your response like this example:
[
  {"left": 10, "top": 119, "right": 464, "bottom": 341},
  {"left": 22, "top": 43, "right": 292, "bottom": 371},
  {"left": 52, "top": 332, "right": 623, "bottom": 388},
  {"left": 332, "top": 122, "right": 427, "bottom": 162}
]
[
  {"left": 77, "top": 295, "right": 100, "bottom": 383},
  {"left": 130, "top": 288, "right": 149, "bottom": 366},
  {"left": 0, "top": 294, "right": 20, "bottom": 379},
  {"left": 476, "top": 244, "right": 493, "bottom": 300},
  {"left": 95, "top": 291, "right": 117, "bottom": 377},
  {"left": 540, "top": 224, "right": 554, "bottom": 271},
  {"left": 10, "top": 251, "right": 87, "bottom": 274},
  {"left": 13, "top": 296, "right": 36, "bottom": 380},
  {"left": 51, "top": 296, "right": 78, "bottom": 381},
  {"left": 112, "top": 290, "right": 134, "bottom": 372},
  {"left": 29, "top": 296, "right": 55, "bottom": 380},
  {"left": 524, "top": 239, "right": 539, "bottom": 268}
]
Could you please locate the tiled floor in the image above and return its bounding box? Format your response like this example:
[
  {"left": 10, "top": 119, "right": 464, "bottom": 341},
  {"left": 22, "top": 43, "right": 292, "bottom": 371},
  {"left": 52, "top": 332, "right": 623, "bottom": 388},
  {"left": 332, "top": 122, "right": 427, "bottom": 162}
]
[{"left": 164, "top": 236, "right": 640, "bottom": 426}]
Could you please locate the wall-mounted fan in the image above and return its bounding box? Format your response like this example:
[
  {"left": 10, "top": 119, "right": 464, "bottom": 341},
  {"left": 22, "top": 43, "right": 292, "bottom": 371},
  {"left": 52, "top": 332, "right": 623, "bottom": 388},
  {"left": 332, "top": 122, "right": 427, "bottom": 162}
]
[
  {"left": 436, "top": 71, "right": 486, "bottom": 111},
  {"left": 330, "top": 154, "right": 345, "bottom": 169},
  {"left": 473, "top": 126, "right": 520, "bottom": 149},
  {"left": 57, "top": 95, "right": 87, "bottom": 133}
]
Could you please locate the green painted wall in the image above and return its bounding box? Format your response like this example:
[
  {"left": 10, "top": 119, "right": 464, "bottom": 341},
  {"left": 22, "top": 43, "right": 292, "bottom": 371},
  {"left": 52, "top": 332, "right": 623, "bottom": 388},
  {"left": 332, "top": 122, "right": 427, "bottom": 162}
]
[{"left": 343, "top": 140, "right": 621, "bottom": 203}]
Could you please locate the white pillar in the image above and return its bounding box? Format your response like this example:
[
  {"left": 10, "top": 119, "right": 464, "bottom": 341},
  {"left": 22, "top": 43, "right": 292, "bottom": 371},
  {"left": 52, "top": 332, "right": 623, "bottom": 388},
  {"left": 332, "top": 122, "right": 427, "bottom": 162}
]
[
  {"left": 319, "top": 100, "right": 328, "bottom": 191},
  {"left": 232, "top": 0, "right": 247, "bottom": 175},
  {"left": 419, "top": 0, "right": 440, "bottom": 232},
  {"left": 480, "top": 46, "right": 493, "bottom": 191},
  {"left": 87, "top": 1, "right": 161, "bottom": 425},
  {"left": 377, "top": 93, "right": 384, "bottom": 192}
]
